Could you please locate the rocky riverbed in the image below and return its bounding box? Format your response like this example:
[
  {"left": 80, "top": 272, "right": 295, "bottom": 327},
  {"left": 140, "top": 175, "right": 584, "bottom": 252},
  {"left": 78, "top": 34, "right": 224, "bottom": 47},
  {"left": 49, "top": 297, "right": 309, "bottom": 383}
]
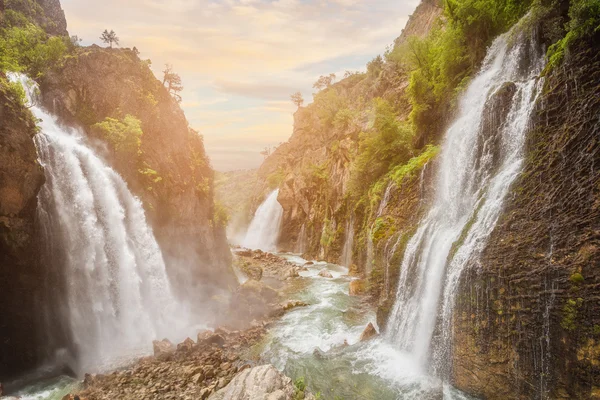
[{"left": 57, "top": 250, "right": 316, "bottom": 400}]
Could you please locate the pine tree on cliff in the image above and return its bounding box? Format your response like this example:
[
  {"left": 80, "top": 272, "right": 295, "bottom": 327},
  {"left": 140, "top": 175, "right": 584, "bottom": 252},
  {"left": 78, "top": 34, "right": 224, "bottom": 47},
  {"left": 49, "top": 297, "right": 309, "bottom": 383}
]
[
  {"left": 100, "top": 30, "right": 119, "bottom": 48},
  {"left": 162, "top": 64, "right": 183, "bottom": 102},
  {"left": 290, "top": 92, "right": 304, "bottom": 109}
]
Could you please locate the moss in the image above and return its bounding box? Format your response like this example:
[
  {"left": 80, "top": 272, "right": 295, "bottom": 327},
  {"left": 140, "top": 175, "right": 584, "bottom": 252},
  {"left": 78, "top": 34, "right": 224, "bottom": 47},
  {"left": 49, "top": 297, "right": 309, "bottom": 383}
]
[
  {"left": 561, "top": 297, "right": 584, "bottom": 331},
  {"left": 569, "top": 272, "right": 585, "bottom": 284}
]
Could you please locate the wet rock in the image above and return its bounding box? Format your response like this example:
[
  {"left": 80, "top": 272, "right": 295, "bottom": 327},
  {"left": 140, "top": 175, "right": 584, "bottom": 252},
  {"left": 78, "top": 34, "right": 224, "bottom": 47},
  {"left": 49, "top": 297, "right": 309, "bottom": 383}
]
[
  {"left": 304, "top": 261, "right": 314, "bottom": 266},
  {"left": 349, "top": 279, "right": 366, "bottom": 296},
  {"left": 153, "top": 338, "right": 175, "bottom": 358},
  {"left": 281, "top": 300, "right": 308, "bottom": 311},
  {"left": 318, "top": 269, "right": 333, "bottom": 278},
  {"left": 205, "top": 334, "right": 226, "bottom": 347},
  {"left": 208, "top": 364, "right": 295, "bottom": 400},
  {"left": 359, "top": 322, "right": 378, "bottom": 341}
]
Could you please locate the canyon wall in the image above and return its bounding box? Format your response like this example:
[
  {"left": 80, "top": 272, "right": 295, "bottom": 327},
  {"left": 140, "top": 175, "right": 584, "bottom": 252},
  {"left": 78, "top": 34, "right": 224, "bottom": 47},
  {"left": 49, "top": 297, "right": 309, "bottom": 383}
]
[{"left": 451, "top": 34, "right": 600, "bottom": 399}]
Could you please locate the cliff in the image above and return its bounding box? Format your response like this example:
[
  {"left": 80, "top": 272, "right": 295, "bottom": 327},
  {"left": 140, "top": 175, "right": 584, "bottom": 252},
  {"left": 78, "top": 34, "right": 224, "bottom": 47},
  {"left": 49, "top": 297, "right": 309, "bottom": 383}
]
[
  {"left": 451, "top": 33, "right": 600, "bottom": 399},
  {"left": 0, "top": 75, "right": 46, "bottom": 379},
  {"left": 254, "top": 0, "right": 444, "bottom": 307},
  {"left": 39, "top": 45, "right": 235, "bottom": 298}
]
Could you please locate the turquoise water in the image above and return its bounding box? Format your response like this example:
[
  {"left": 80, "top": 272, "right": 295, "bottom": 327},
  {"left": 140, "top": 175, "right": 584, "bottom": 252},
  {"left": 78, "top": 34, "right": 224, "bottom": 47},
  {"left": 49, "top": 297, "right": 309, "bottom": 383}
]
[{"left": 260, "top": 254, "right": 475, "bottom": 400}]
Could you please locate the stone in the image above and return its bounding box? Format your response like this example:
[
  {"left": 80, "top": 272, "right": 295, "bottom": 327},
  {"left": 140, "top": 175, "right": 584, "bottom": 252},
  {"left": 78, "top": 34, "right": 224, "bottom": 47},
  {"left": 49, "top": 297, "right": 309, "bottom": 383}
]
[
  {"left": 359, "top": 322, "right": 378, "bottom": 341},
  {"left": 177, "top": 337, "right": 195, "bottom": 352},
  {"left": 349, "top": 279, "right": 366, "bottom": 296},
  {"left": 208, "top": 364, "right": 295, "bottom": 400},
  {"left": 198, "top": 329, "right": 214, "bottom": 342},
  {"left": 318, "top": 269, "right": 333, "bottom": 278},
  {"left": 205, "top": 334, "right": 226, "bottom": 347},
  {"left": 153, "top": 339, "right": 175, "bottom": 358},
  {"left": 200, "top": 388, "right": 212, "bottom": 399}
]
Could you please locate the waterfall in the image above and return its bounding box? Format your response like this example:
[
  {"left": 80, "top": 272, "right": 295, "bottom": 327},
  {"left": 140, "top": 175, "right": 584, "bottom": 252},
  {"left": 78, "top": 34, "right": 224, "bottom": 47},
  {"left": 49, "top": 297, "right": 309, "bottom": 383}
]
[
  {"left": 10, "top": 74, "right": 186, "bottom": 373},
  {"left": 296, "top": 223, "right": 307, "bottom": 253},
  {"left": 242, "top": 189, "right": 283, "bottom": 252},
  {"left": 340, "top": 216, "right": 354, "bottom": 268},
  {"left": 386, "top": 24, "right": 545, "bottom": 373}
]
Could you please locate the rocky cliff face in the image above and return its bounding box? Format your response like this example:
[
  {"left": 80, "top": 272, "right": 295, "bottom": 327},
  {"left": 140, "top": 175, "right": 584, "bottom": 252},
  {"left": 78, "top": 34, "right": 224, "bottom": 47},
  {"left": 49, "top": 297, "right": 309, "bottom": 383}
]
[
  {"left": 254, "top": 0, "right": 443, "bottom": 308},
  {"left": 40, "top": 46, "right": 235, "bottom": 298},
  {"left": 451, "top": 34, "right": 600, "bottom": 399},
  {"left": 0, "top": 76, "right": 46, "bottom": 378}
]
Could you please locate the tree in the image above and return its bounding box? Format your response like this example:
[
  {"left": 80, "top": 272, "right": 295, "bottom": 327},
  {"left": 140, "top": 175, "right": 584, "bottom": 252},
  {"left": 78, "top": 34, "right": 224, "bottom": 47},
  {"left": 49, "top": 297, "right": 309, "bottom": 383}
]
[
  {"left": 70, "top": 35, "right": 82, "bottom": 47},
  {"left": 260, "top": 146, "right": 272, "bottom": 159},
  {"left": 100, "top": 29, "right": 119, "bottom": 48},
  {"left": 312, "top": 73, "right": 336, "bottom": 91},
  {"left": 290, "top": 92, "right": 304, "bottom": 108},
  {"left": 132, "top": 46, "right": 140, "bottom": 56},
  {"left": 162, "top": 64, "right": 183, "bottom": 102}
]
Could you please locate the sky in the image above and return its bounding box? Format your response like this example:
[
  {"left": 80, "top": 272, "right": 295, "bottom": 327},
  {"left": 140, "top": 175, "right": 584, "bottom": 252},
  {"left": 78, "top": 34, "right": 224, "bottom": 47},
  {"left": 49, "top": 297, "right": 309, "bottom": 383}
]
[{"left": 60, "top": 0, "right": 420, "bottom": 171}]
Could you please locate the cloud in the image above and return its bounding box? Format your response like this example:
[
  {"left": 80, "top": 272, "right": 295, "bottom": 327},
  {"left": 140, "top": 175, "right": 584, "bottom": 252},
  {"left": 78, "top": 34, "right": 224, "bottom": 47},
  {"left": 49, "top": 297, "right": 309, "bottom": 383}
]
[{"left": 60, "top": 0, "right": 420, "bottom": 170}]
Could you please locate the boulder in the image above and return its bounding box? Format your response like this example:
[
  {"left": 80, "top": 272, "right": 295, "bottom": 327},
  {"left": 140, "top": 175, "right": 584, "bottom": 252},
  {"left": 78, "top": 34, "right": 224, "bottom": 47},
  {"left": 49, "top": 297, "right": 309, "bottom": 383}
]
[
  {"left": 177, "top": 337, "right": 195, "bottom": 352},
  {"left": 359, "top": 322, "right": 378, "bottom": 341},
  {"left": 318, "top": 269, "right": 333, "bottom": 278},
  {"left": 198, "top": 329, "right": 214, "bottom": 342},
  {"left": 208, "top": 364, "right": 295, "bottom": 400},
  {"left": 349, "top": 279, "right": 366, "bottom": 296},
  {"left": 281, "top": 300, "right": 308, "bottom": 311},
  {"left": 152, "top": 339, "right": 175, "bottom": 358},
  {"left": 303, "top": 261, "right": 314, "bottom": 266}
]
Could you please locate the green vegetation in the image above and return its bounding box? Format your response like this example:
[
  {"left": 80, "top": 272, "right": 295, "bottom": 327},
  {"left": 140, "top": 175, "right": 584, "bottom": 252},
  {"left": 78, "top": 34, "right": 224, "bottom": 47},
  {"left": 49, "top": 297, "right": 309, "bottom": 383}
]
[
  {"left": 213, "top": 201, "right": 230, "bottom": 227},
  {"left": 389, "top": 144, "right": 439, "bottom": 186},
  {"left": 0, "top": 23, "right": 67, "bottom": 77},
  {"left": 267, "top": 167, "right": 286, "bottom": 189},
  {"left": 569, "top": 272, "right": 585, "bottom": 284},
  {"left": 546, "top": 0, "right": 600, "bottom": 70},
  {"left": 93, "top": 114, "right": 143, "bottom": 155},
  {"left": 348, "top": 98, "right": 413, "bottom": 197},
  {"left": 561, "top": 297, "right": 583, "bottom": 331}
]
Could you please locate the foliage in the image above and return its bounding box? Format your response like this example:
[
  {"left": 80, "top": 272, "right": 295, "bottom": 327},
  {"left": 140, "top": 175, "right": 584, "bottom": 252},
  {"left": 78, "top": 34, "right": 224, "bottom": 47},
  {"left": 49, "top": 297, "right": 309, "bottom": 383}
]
[
  {"left": 313, "top": 73, "right": 336, "bottom": 91},
  {"left": 162, "top": 64, "right": 183, "bottom": 102},
  {"left": 0, "top": 23, "right": 67, "bottom": 77},
  {"left": 546, "top": 0, "right": 600, "bottom": 70},
  {"left": 267, "top": 167, "right": 286, "bottom": 189},
  {"left": 561, "top": 297, "right": 583, "bottom": 331},
  {"left": 291, "top": 91, "right": 304, "bottom": 108},
  {"left": 313, "top": 87, "right": 347, "bottom": 128},
  {"left": 389, "top": 144, "right": 439, "bottom": 186},
  {"left": 348, "top": 98, "right": 413, "bottom": 197},
  {"left": 93, "top": 114, "right": 143, "bottom": 155},
  {"left": 100, "top": 29, "right": 119, "bottom": 48},
  {"left": 213, "top": 201, "right": 230, "bottom": 227}
]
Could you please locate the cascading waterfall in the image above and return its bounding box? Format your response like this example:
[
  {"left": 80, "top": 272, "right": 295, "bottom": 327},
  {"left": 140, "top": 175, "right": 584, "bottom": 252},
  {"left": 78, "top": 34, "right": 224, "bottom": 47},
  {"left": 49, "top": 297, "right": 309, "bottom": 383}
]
[
  {"left": 386, "top": 22, "right": 545, "bottom": 373},
  {"left": 10, "top": 74, "right": 186, "bottom": 373},
  {"left": 242, "top": 189, "right": 283, "bottom": 252},
  {"left": 340, "top": 216, "right": 354, "bottom": 268},
  {"left": 296, "top": 223, "right": 307, "bottom": 254}
]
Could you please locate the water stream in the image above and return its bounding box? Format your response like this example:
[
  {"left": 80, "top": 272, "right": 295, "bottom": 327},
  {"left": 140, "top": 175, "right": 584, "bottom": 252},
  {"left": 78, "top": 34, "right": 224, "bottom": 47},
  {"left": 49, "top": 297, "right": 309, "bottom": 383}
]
[{"left": 242, "top": 189, "right": 283, "bottom": 251}]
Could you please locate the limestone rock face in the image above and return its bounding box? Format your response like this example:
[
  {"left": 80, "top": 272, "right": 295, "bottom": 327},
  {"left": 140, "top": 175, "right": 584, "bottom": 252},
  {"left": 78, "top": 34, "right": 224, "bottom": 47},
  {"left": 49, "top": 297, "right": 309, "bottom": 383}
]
[{"left": 208, "top": 365, "right": 295, "bottom": 400}]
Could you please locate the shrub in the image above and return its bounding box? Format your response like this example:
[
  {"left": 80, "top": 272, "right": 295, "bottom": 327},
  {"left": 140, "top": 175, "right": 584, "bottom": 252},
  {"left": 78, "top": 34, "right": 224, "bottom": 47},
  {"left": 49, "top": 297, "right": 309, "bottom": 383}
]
[{"left": 93, "top": 114, "right": 143, "bottom": 155}]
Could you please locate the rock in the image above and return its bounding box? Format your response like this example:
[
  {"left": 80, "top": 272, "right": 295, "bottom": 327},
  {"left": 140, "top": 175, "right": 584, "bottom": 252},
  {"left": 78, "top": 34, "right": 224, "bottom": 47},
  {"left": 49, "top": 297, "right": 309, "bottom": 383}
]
[
  {"left": 208, "top": 364, "right": 296, "bottom": 400},
  {"left": 198, "top": 329, "right": 214, "bottom": 342},
  {"left": 349, "top": 279, "right": 366, "bottom": 296},
  {"left": 152, "top": 338, "right": 175, "bottom": 358},
  {"left": 359, "top": 322, "right": 378, "bottom": 341},
  {"left": 177, "top": 337, "right": 195, "bottom": 352},
  {"left": 205, "top": 334, "right": 226, "bottom": 347},
  {"left": 318, "top": 269, "right": 333, "bottom": 278},
  {"left": 200, "top": 388, "right": 212, "bottom": 399},
  {"left": 281, "top": 300, "right": 308, "bottom": 311},
  {"left": 192, "top": 372, "right": 205, "bottom": 384},
  {"left": 304, "top": 261, "right": 314, "bottom": 266}
]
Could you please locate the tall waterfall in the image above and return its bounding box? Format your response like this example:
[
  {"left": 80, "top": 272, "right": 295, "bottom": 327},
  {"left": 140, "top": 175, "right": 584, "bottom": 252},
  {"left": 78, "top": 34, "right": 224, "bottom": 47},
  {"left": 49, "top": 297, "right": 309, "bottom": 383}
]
[
  {"left": 340, "top": 216, "right": 354, "bottom": 268},
  {"left": 386, "top": 24, "right": 545, "bottom": 372},
  {"left": 11, "top": 74, "right": 185, "bottom": 373},
  {"left": 242, "top": 189, "right": 283, "bottom": 252}
]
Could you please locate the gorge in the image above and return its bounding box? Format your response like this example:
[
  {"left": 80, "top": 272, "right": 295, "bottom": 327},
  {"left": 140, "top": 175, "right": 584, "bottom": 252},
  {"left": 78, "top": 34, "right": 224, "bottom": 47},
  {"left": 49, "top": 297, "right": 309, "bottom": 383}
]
[{"left": 1, "top": 0, "right": 599, "bottom": 399}]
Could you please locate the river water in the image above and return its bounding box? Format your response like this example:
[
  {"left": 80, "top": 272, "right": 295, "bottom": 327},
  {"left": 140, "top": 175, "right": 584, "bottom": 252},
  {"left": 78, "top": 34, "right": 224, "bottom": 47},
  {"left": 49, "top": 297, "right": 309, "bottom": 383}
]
[{"left": 258, "top": 254, "right": 475, "bottom": 400}]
